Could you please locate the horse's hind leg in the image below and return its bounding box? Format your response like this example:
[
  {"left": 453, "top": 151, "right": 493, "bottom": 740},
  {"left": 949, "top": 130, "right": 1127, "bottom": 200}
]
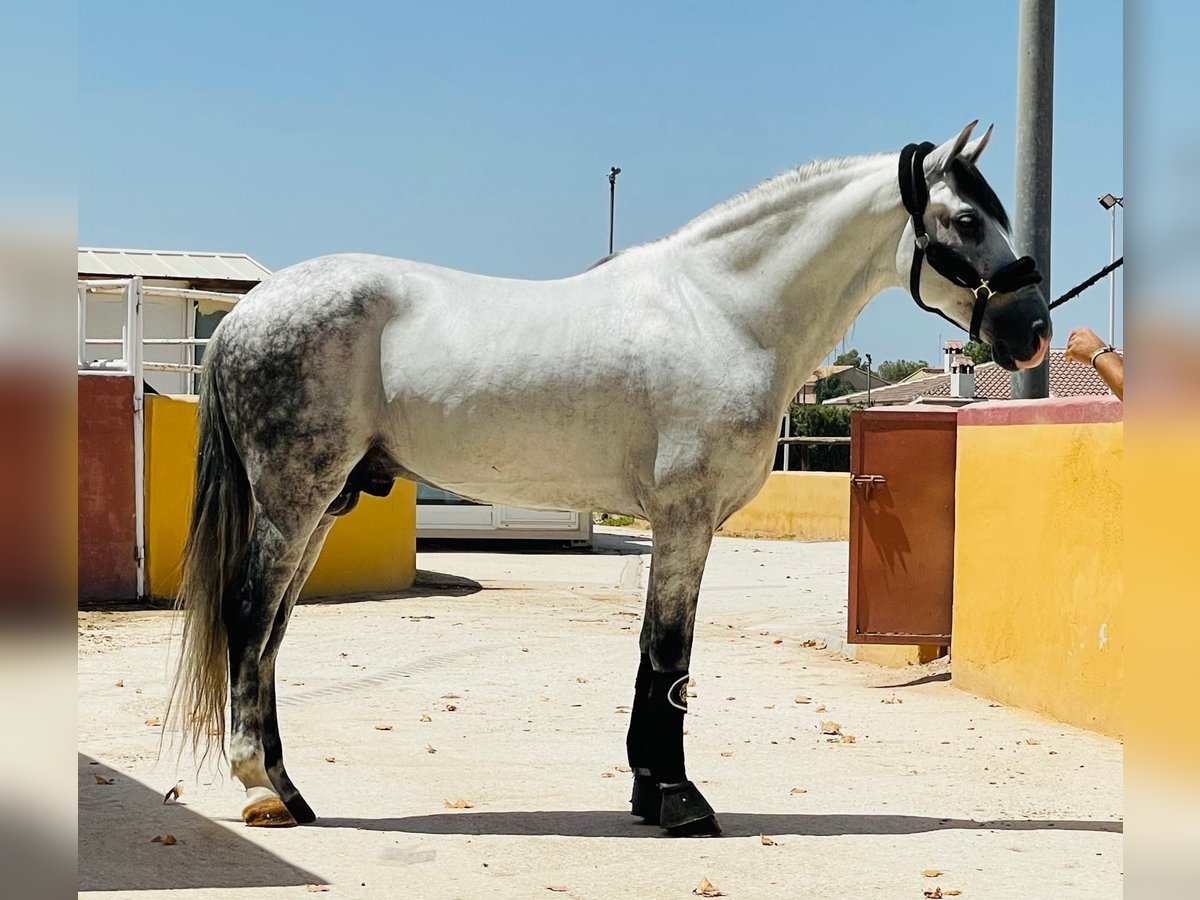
[
  {"left": 626, "top": 509, "right": 720, "bottom": 836},
  {"left": 226, "top": 457, "right": 350, "bottom": 827},
  {"left": 260, "top": 515, "right": 337, "bottom": 824}
]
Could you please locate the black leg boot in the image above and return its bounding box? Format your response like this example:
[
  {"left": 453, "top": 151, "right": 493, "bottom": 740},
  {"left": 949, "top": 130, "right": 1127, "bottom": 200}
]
[
  {"left": 626, "top": 655, "right": 661, "bottom": 822},
  {"left": 649, "top": 670, "right": 720, "bottom": 836}
]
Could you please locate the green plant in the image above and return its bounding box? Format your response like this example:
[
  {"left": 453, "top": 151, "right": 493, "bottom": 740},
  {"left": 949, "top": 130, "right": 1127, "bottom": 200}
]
[
  {"left": 877, "top": 358, "right": 929, "bottom": 383},
  {"left": 963, "top": 340, "right": 993, "bottom": 364},
  {"left": 593, "top": 513, "right": 637, "bottom": 527},
  {"left": 787, "top": 404, "right": 852, "bottom": 472},
  {"left": 814, "top": 375, "right": 857, "bottom": 403}
]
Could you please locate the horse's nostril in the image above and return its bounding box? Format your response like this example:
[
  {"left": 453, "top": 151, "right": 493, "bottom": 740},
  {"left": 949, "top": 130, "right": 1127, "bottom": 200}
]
[{"left": 1030, "top": 318, "right": 1047, "bottom": 336}]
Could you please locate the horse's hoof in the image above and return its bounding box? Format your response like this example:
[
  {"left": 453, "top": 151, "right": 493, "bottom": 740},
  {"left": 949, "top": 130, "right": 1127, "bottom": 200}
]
[
  {"left": 242, "top": 791, "right": 298, "bottom": 828},
  {"left": 666, "top": 813, "right": 722, "bottom": 837},
  {"left": 282, "top": 794, "right": 317, "bottom": 825},
  {"left": 659, "top": 781, "right": 721, "bottom": 836},
  {"left": 630, "top": 772, "right": 661, "bottom": 824}
]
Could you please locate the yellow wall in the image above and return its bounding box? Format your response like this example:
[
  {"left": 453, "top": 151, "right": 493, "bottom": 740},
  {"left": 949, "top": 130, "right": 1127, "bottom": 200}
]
[
  {"left": 144, "top": 394, "right": 416, "bottom": 602},
  {"left": 719, "top": 472, "right": 849, "bottom": 541},
  {"left": 952, "top": 418, "right": 1122, "bottom": 737}
]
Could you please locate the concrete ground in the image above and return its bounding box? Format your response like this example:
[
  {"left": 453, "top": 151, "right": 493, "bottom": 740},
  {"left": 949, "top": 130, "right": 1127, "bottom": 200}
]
[{"left": 78, "top": 527, "right": 1122, "bottom": 899}]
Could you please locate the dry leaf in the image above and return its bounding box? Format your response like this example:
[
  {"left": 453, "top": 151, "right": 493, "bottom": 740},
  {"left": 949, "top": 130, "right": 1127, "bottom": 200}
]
[
  {"left": 113, "top": 679, "right": 124, "bottom": 688},
  {"left": 772, "top": 639, "right": 783, "bottom": 645},
  {"left": 945, "top": 892, "right": 962, "bottom": 897},
  {"left": 795, "top": 695, "right": 811, "bottom": 704},
  {"left": 443, "top": 693, "right": 462, "bottom": 699},
  {"left": 151, "top": 834, "right": 177, "bottom": 845},
  {"left": 720, "top": 751, "right": 734, "bottom": 757},
  {"left": 789, "top": 787, "right": 807, "bottom": 794},
  {"left": 820, "top": 720, "right": 842, "bottom": 735},
  {"left": 881, "top": 695, "right": 903, "bottom": 704},
  {"left": 576, "top": 676, "right": 588, "bottom": 683},
  {"left": 693, "top": 877, "right": 726, "bottom": 897},
  {"left": 800, "top": 638, "right": 828, "bottom": 649},
  {"left": 815, "top": 704, "right": 827, "bottom": 712},
  {"left": 547, "top": 887, "right": 569, "bottom": 893},
  {"left": 1023, "top": 738, "right": 1040, "bottom": 745},
  {"left": 924, "top": 889, "right": 943, "bottom": 899},
  {"left": 307, "top": 886, "right": 330, "bottom": 893},
  {"left": 162, "top": 781, "right": 183, "bottom": 804},
  {"left": 445, "top": 704, "right": 458, "bottom": 712},
  {"left": 725, "top": 696, "right": 736, "bottom": 701},
  {"left": 374, "top": 724, "right": 394, "bottom": 731},
  {"left": 324, "top": 756, "right": 336, "bottom": 763},
  {"left": 93, "top": 774, "right": 114, "bottom": 785},
  {"left": 444, "top": 798, "right": 473, "bottom": 809},
  {"left": 420, "top": 713, "right": 432, "bottom": 722},
  {"left": 601, "top": 771, "right": 615, "bottom": 778},
  {"left": 615, "top": 765, "right": 631, "bottom": 773},
  {"left": 922, "top": 869, "right": 944, "bottom": 878},
  {"left": 840, "top": 734, "right": 857, "bottom": 744},
  {"left": 144, "top": 717, "right": 161, "bottom": 727},
  {"left": 760, "top": 834, "right": 778, "bottom": 846},
  {"left": 426, "top": 744, "right": 437, "bottom": 754}
]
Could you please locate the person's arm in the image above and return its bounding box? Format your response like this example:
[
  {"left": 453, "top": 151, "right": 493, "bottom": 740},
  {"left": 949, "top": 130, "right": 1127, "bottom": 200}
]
[{"left": 1065, "top": 327, "right": 1123, "bottom": 400}]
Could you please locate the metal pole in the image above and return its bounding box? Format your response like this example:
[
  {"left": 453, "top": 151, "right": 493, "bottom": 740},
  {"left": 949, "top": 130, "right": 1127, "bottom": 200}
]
[
  {"left": 608, "top": 166, "right": 621, "bottom": 255},
  {"left": 129, "top": 277, "right": 146, "bottom": 600},
  {"left": 1011, "top": 0, "right": 1054, "bottom": 400},
  {"left": 1108, "top": 203, "right": 1116, "bottom": 346},
  {"left": 865, "top": 353, "right": 873, "bottom": 408}
]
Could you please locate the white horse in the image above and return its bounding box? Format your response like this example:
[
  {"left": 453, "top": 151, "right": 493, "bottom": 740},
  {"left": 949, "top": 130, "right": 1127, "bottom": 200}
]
[{"left": 168, "top": 121, "right": 1050, "bottom": 836}]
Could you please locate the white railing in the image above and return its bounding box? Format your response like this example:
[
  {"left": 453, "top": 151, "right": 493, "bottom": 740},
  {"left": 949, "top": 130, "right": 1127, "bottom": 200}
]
[{"left": 78, "top": 279, "right": 243, "bottom": 381}]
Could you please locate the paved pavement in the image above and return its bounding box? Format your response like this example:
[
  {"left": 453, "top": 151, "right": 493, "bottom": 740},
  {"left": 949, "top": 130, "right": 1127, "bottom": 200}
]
[{"left": 78, "top": 527, "right": 1122, "bottom": 899}]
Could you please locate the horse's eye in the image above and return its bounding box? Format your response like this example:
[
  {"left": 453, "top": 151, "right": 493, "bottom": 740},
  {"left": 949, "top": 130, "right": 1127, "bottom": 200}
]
[{"left": 956, "top": 212, "right": 980, "bottom": 231}]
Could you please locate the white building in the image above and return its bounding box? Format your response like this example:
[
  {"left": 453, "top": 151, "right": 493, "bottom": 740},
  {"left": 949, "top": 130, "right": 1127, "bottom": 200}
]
[{"left": 78, "top": 247, "right": 269, "bottom": 395}]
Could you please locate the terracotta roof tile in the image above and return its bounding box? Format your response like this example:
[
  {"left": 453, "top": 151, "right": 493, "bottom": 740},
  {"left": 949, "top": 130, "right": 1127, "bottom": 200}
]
[{"left": 826, "top": 349, "right": 1115, "bottom": 405}]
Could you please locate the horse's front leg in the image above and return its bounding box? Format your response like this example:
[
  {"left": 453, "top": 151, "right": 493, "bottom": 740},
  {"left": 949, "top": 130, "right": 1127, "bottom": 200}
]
[{"left": 626, "top": 513, "right": 720, "bottom": 836}]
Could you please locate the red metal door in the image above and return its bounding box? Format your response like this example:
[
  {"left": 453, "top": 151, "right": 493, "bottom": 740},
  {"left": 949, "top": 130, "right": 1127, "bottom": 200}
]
[
  {"left": 78, "top": 373, "right": 137, "bottom": 602},
  {"left": 847, "top": 407, "right": 957, "bottom": 645}
]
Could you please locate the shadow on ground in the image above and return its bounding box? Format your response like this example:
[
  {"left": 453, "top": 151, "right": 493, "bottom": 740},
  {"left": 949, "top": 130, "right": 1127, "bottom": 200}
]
[
  {"left": 79, "top": 754, "right": 324, "bottom": 893},
  {"left": 313, "top": 809, "right": 1123, "bottom": 839}
]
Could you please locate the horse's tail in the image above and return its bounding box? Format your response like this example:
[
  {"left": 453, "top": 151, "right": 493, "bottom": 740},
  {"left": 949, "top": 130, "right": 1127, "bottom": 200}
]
[{"left": 165, "top": 349, "right": 253, "bottom": 767}]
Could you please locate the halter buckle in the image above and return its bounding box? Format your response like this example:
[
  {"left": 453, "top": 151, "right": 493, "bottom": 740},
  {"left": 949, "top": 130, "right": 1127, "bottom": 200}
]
[
  {"left": 914, "top": 234, "right": 930, "bottom": 251},
  {"left": 972, "top": 281, "right": 996, "bottom": 302}
]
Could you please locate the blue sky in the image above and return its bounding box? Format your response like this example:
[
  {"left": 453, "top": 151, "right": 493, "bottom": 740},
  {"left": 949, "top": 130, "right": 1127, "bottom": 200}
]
[{"left": 79, "top": 1, "right": 1123, "bottom": 364}]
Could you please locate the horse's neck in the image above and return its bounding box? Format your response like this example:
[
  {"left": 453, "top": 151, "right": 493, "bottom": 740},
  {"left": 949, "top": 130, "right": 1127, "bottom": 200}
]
[{"left": 671, "top": 155, "right": 906, "bottom": 391}]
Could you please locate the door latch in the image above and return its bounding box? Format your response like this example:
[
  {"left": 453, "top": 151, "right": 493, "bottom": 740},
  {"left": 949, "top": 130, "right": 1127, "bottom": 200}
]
[{"left": 851, "top": 474, "right": 886, "bottom": 501}]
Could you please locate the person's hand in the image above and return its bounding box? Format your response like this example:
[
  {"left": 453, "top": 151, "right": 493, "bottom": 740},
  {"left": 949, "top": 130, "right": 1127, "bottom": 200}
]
[{"left": 1065, "top": 327, "right": 1108, "bottom": 365}]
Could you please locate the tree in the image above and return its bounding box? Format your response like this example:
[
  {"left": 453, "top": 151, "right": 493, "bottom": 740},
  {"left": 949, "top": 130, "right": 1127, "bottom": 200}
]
[
  {"left": 833, "top": 349, "right": 862, "bottom": 367},
  {"left": 815, "top": 375, "right": 857, "bottom": 403},
  {"left": 789, "top": 404, "right": 852, "bottom": 471},
  {"left": 876, "top": 358, "right": 929, "bottom": 383},
  {"left": 963, "top": 340, "right": 993, "bottom": 364}
]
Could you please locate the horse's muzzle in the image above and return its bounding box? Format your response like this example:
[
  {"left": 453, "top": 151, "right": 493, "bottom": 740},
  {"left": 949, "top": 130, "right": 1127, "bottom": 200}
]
[{"left": 1015, "top": 333, "right": 1050, "bottom": 370}]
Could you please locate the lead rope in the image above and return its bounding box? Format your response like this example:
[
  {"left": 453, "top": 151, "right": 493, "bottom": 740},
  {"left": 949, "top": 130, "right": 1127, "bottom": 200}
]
[{"left": 1047, "top": 256, "right": 1124, "bottom": 312}]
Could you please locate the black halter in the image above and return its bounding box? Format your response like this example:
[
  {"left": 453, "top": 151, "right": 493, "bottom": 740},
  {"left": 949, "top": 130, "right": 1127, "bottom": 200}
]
[{"left": 898, "top": 142, "right": 1042, "bottom": 342}]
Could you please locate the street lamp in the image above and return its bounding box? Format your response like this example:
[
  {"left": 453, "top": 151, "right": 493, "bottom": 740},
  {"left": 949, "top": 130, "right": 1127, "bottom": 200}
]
[
  {"left": 864, "top": 353, "right": 873, "bottom": 408},
  {"left": 1098, "top": 193, "right": 1123, "bottom": 346},
  {"left": 608, "top": 167, "right": 621, "bottom": 255}
]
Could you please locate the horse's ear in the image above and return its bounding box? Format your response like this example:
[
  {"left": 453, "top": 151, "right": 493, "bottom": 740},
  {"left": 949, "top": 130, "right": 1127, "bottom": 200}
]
[
  {"left": 924, "top": 120, "right": 978, "bottom": 176},
  {"left": 962, "top": 123, "right": 994, "bottom": 164}
]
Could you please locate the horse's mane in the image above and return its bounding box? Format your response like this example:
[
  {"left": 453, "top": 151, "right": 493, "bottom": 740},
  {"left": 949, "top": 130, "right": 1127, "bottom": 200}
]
[
  {"left": 585, "top": 149, "right": 1008, "bottom": 270},
  {"left": 677, "top": 152, "right": 895, "bottom": 236}
]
